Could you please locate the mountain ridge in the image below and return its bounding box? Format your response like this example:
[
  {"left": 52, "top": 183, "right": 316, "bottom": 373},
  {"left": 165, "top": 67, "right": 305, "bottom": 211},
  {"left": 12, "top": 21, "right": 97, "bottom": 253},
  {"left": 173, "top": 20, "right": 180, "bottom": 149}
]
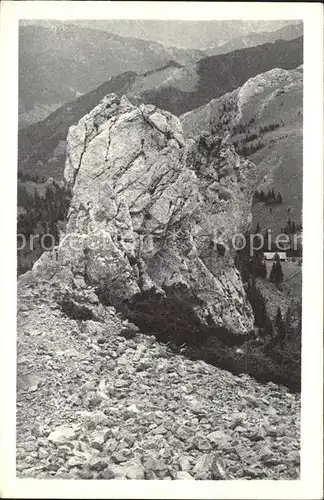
[
  {"left": 204, "top": 22, "right": 303, "bottom": 56},
  {"left": 180, "top": 65, "right": 303, "bottom": 241},
  {"left": 45, "top": 19, "right": 299, "bottom": 50},
  {"left": 138, "top": 36, "right": 303, "bottom": 116},
  {"left": 18, "top": 36, "right": 303, "bottom": 181},
  {"left": 19, "top": 22, "right": 302, "bottom": 129},
  {"left": 19, "top": 23, "right": 204, "bottom": 129}
]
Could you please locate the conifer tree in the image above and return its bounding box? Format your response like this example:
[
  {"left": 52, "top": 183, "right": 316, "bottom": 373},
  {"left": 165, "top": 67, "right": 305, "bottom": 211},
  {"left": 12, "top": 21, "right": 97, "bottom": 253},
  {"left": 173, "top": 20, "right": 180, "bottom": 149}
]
[
  {"left": 260, "top": 260, "right": 267, "bottom": 279},
  {"left": 275, "top": 254, "right": 284, "bottom": 283},
  {"left": 275, "top": 306, "right": 286, "bottom": 341},
  {"left": 247, "top": 277, "right": 268, "bottom": 328},
  {"left": 265, "top": 314, "right": 274, "bottom": 337},
  {"left": 284, "top": 306, "right": 293, "bottom": 339},
  {"left": 270, "top": 262, "right": 276, "bottom": 281},
  {"left": 270, "top": 254, "right": 284, "bottom": 285},
  {"left": 275, "top": 306, "right": 283, "bottom": 329}
]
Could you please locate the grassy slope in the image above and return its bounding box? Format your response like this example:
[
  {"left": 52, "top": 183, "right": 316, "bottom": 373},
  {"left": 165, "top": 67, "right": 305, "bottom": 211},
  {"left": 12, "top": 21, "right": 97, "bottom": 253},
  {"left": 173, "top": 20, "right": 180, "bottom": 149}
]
[
  {"left": 258, "top": 260, "right": 302, "bottom": 317},
  {"left": 181, "top": 68, "right": 303, "bottom": 238},
  {"left": 245, "top": 85, "right": 302, "bottom": 235}
]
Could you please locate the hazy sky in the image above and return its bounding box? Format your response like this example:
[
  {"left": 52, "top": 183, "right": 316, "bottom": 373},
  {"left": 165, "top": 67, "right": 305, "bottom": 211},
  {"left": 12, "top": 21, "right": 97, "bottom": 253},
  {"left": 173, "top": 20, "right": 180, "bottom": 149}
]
[{"left": 21, "top": 20, "right": 300, "bottom": 50}]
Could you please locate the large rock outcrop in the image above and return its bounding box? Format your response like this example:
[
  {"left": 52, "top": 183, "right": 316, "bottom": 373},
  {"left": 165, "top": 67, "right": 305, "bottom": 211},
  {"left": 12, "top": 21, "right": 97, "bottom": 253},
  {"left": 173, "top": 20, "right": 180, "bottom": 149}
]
[{"left": 27, "top": 93, "right": 258, "bottom": 342}]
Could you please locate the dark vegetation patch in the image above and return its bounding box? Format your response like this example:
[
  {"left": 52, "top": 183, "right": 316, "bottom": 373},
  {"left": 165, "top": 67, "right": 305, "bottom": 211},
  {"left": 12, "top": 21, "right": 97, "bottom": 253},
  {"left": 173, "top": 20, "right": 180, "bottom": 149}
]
[
  {"left": 59, "top": 298, "right": 94, "bottom": 321},
  {"left": 140, "top": 60, "right": 183, "bottom": 77},
  {"left": 17, "top": 181, "right": 71, "bottom": 275},
  {"left": 95, "top": 274, "right": 301, "bottom": 393},
  {"left": 253, "top": 187, "right": 283, "bottom": 206},
  {"left": 116, "top": 284, "right": 246, "bottom": 348},
  {"left": 124, "top": 285, "right": 301, "bottom": 392},
  {"left": 184, "top": 331, "right": 301, "bottom": 393},
  {"left": 94, "top": 285, "right": 113, "bottom": 307},
  {"left": 216, "top": 243, "right": 226, "bottom": 257},
  {"left": 232, "top": 122, "right": 281, "bottom": 158},
  {"left": 235, "top": 141, "right": 266, "bottom": 157}
]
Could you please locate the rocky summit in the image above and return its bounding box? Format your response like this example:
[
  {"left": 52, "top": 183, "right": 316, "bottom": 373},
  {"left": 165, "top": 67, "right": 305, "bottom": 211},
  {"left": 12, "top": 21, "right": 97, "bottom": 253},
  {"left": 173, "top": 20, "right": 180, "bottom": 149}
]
[
  {"left": 23, "top": 93, "right": 258, "bottom": 341},
  {"left": 17, "top": 93, "right": 300, "bottom": 480}
]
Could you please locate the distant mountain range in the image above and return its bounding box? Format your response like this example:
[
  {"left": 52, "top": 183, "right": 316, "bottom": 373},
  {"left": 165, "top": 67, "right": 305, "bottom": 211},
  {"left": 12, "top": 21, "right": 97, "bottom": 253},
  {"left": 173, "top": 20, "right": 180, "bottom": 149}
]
[
  {"left": 204, "top": 21, "right": 303, "bottom": 56},
  {"left": 136, "top": 36, "right": 303, "bottom": 116},
  {"left": 51, "top": 19, "right": 300, "bottom": 50},
  {"left": 19, "top": 23, "right": 204, "bottom": 129},
  {"left": 19, "top": 21, "right": 302, "bottom": 129},
  {"left": 18, "top": 34, "right": 303, "bottom": 182}
]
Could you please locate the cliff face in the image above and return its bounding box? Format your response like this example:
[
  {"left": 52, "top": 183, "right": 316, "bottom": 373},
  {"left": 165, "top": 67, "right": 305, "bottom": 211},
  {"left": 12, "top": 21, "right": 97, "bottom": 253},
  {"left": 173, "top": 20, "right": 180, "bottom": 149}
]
[{"left": 27, "top": 93, "right": 258, "bottom": 341}]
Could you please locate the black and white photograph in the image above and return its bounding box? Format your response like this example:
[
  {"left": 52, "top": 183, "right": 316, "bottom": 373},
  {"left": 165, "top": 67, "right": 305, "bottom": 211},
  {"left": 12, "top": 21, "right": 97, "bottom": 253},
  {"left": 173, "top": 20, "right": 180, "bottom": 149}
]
[{"left": 0, "top": 1, "right": 323, "bottom": 499}]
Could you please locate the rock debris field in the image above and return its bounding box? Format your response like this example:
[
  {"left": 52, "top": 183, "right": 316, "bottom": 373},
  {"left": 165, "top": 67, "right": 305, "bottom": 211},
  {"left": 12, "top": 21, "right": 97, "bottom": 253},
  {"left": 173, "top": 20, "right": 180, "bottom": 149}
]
[{"left": 16, "top": 282, "right": 300, "bottom": 480}]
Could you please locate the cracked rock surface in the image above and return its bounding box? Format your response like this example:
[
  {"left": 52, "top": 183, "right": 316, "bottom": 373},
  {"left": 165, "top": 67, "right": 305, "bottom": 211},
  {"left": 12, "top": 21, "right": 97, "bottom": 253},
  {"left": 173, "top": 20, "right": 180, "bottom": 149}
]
[{"left": 25, "top": 93, "right": 259, "bottom": 339}]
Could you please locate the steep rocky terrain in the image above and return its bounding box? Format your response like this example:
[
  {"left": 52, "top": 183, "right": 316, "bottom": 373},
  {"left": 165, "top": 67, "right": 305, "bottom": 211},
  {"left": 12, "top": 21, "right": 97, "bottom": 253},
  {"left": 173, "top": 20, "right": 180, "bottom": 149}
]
[
  {"left": 17, "top": 94, "right": 301, "bottom": 480},
  {"left": 16, "top": 281, "right": 300, "bottom": 480},
  {"left": 181, "top": 66, "right": 303, "bottom": 239},
  {"left": 24, "top": 94, "right": 258, "bottom": 340},
  {"left": 19, "top": 22, "right": 203, "bottom": 129},
  {"left": 18, "top": 36, "right": 303, "bottom": 181}
]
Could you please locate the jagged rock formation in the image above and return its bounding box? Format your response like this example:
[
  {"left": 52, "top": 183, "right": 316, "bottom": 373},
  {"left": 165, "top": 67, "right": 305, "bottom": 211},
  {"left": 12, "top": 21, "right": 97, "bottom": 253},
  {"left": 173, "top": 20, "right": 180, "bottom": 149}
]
[
  {"left": 23, "top": 93, "right": 260, "bottom": 342},
  {"left": 16, "top": 94, "right": 301, "bottom": 482}
]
